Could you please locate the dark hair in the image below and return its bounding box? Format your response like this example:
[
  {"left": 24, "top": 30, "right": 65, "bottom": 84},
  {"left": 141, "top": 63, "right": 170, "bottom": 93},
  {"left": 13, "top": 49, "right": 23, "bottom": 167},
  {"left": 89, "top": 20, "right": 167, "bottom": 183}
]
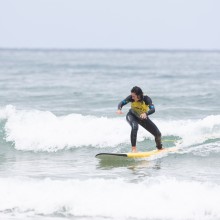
[{"left": 131, "top": 86, "right": 143, "bottom": 101}]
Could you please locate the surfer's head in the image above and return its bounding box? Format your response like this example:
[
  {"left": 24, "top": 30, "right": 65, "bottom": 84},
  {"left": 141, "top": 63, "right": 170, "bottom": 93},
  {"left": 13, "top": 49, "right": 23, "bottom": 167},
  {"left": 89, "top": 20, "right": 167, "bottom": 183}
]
[{"left": 131, "top": 86, "right": 143, "bottom": 101}]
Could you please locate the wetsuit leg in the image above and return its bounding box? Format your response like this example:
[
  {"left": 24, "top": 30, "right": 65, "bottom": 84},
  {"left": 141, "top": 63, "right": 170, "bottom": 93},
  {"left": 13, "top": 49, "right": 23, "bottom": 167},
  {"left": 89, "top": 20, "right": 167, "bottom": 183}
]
[
  {"left": 126, "top": 112, "right": 139, "bottom": 146},
  {"left": 139, "top": 117, "right": 162, "bottom": 149}
]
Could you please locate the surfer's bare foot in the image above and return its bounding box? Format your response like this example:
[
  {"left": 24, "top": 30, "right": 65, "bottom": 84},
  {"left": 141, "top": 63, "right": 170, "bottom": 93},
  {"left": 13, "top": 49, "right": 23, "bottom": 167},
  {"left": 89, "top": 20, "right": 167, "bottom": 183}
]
[{"left": 131, "top": 146, "right": 137, "bottom": 153}]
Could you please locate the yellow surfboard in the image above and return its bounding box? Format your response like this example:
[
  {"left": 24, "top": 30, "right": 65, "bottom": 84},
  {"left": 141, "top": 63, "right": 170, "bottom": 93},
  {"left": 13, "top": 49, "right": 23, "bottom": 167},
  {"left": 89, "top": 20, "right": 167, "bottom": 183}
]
[{"left": 96, "top": 147, "right": 178, "bottom": 160}]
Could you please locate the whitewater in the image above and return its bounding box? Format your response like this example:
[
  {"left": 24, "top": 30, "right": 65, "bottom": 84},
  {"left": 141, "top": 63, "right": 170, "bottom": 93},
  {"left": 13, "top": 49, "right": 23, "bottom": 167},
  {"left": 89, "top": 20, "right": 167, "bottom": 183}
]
[{"left": 0, "top": 49, "right": 220, "bottom": 220}]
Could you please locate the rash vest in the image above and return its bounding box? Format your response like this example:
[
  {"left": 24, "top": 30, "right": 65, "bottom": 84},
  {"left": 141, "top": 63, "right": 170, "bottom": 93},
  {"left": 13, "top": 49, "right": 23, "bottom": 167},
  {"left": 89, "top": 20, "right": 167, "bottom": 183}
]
[{"left": 118, "top": 95, "right": 155, "bottom": 116}]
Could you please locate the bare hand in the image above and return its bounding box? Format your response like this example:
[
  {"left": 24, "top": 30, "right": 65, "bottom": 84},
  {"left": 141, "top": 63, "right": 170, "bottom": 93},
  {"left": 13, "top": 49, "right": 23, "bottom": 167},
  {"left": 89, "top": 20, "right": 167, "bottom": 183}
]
[
  {"left": 140, "top": 113, "right": 147, "bottom": 119},
  {"left": 116, "top": 109, "right": 123, "bottom": 114}
]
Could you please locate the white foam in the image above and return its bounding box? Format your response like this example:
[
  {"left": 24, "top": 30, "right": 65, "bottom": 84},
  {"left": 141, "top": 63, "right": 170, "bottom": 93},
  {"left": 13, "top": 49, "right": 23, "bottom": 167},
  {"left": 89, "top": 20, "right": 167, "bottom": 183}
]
[
  {"left": 158, "top": 115, "right": 220, "bottom": 147},
  {"left": 180, "top": 141, "right": 220, "bottom": 156},
  {"left": 0, "top": 177, "right": 220, "bottom": 220},
  {"left": 0, "top": 105, "right": 220, "bottom": 152},
  {"left": 0, "top": 105, "right": 130, "bottom": 151}
]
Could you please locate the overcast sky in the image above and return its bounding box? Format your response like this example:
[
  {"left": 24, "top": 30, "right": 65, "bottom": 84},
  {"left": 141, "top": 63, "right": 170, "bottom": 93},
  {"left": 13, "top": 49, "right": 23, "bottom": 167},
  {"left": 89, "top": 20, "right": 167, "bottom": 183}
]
[{"left": 0, "top": 0, "right": 219, "bottom": 49}]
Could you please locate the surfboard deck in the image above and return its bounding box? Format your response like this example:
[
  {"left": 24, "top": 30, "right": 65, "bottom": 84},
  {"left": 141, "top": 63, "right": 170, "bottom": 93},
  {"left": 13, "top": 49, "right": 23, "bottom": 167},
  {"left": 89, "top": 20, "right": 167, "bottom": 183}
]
[{"left": 96, "top": 147, "right": 178, "bottom": 160}]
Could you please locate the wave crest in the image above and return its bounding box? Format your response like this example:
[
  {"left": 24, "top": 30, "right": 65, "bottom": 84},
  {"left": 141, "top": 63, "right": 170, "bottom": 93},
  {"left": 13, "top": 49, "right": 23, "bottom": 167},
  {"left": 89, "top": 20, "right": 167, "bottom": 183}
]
[
  {"left": 1, "top": 105, "right": 220, "bottom": 152},
  {"left": 0, "top": 177, "right": 220, "bottom": 220}
]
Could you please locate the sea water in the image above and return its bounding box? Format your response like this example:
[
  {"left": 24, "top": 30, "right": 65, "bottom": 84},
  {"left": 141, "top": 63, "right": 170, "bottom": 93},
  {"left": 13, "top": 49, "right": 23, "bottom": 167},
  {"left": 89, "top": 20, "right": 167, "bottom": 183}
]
[{"left": 0, "top": 49, "right": 220, "bottom": 220}]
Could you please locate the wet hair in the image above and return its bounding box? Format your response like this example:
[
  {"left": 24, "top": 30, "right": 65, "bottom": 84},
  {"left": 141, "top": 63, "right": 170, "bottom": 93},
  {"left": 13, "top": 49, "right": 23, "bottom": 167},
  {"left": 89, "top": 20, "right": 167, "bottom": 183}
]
[{"left": 131, "top": 86, "right": 143, "bottom": 101}]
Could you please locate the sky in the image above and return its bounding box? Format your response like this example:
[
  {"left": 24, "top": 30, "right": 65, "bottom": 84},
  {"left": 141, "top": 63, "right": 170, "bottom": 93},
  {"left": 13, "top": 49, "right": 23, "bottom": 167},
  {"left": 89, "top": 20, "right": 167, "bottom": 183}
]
[{"left": 0, "top": 0, "right": 220, "bottom": 50}]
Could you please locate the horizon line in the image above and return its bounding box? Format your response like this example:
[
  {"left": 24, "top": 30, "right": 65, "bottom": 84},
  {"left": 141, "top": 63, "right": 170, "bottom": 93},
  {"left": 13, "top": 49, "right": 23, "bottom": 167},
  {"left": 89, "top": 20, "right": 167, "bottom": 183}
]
[{"left": 0, "top": 47, "right": 220, "bottom": 52}]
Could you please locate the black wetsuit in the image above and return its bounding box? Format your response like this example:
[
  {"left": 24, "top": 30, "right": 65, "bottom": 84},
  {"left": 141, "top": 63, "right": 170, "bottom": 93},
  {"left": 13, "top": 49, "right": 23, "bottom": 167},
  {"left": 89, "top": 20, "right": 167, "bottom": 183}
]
[{"left": 118, "top": 95, "right": 162, "bottom": 150}]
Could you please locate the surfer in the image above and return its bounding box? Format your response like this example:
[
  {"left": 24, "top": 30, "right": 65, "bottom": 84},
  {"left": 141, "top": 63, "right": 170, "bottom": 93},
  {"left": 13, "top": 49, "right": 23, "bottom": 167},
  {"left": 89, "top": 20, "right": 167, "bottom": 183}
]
[{"left": 117, "top": 86, "right": 163, "bottom": 153}]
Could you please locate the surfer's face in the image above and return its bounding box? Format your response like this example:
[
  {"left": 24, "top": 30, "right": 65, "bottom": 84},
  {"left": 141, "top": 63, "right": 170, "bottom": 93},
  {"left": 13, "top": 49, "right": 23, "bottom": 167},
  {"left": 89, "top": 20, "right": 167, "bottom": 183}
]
[{"left": 131, "top": 92, "right": 139, "bottom": 102}]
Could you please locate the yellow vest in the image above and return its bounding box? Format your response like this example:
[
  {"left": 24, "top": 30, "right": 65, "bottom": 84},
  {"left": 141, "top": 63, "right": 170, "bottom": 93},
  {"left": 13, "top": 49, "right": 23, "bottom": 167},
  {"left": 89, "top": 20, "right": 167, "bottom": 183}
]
[{"left": 131, "top": 101, "right": 149, "bottom": 116}]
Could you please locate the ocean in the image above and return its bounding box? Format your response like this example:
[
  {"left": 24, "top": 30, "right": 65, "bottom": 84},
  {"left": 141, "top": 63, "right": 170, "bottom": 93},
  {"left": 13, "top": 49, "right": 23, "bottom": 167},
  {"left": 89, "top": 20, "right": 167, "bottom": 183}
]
[{"left": 0, "top": 49, "right": 220, "bottom": 220}]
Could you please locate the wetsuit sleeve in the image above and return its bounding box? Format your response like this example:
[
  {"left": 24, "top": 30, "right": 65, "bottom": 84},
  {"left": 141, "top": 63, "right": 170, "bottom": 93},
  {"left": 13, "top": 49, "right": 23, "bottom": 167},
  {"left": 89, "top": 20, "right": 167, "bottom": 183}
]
[
  {"left": 118, "top": 95, "right": 132, "bottom": 110},
  {"left": 147, "top": 104, "right": 155, "bottom": 115},
  {"left": 144, "top": 96, "right": 155, "bottom": 115}
]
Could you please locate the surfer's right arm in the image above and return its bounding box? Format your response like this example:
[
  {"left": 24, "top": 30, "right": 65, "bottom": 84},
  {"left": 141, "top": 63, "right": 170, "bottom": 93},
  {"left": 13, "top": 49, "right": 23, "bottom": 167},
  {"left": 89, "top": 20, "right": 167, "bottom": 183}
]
[{"left": 117, "top": 95, "right": 132, "bottom": 114}]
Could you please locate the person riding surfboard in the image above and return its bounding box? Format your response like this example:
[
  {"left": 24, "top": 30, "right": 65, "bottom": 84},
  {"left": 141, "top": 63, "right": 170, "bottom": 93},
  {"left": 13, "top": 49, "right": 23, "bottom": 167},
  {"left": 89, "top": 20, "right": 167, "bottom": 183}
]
[{"left": 117, "top": 86, "right": 163, "bottom": 153}]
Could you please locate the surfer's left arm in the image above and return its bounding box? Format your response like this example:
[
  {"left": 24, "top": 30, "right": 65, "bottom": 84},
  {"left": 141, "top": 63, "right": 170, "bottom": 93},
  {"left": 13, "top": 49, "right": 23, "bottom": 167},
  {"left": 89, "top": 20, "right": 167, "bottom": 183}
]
[{"left": 147, "top": 104, "right": 155, "bottom": 115}]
